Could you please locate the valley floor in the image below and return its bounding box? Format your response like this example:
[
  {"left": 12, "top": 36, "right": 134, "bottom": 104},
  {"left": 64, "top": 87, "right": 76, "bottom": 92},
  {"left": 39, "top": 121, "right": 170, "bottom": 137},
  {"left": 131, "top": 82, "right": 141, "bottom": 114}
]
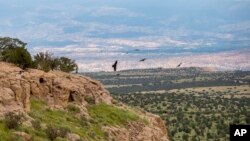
[{"left": 84, "top": 67, "right": 250, "bottom": 141}]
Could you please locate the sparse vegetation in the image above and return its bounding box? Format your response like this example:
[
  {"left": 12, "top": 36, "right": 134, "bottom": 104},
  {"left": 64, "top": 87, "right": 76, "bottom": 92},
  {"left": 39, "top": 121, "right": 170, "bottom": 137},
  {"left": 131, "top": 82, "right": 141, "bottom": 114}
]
[
  {"left": 84, "top": 68, "right": 250, "bottom": 141},
  {"left": 88, "top": 103, "right": 140, "bottom": 127},
  {"left": 0, "top": 121, "right": 11, "bottom": 140},
  {"left": 114, "top": 93, "right": 250, "bottom": 141},
  {"left": 0, "top": 97, "right": 145, "bottom": 140}
]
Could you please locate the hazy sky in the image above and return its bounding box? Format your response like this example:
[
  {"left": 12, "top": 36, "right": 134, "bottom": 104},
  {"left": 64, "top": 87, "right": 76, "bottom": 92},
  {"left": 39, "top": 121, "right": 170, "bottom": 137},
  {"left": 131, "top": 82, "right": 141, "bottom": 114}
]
[{"left": 0, "top": 0, "right": 250, "bottom": 71}]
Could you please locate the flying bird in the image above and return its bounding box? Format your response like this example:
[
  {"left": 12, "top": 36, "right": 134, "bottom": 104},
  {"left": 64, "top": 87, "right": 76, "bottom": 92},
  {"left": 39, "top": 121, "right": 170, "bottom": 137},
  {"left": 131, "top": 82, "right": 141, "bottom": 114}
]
[
  {"left": 177, "top": 62, "right": 182, "bottom": 68},
  {"left": 140, "top": 58, "right": 146, "bottom": 62},
  {"left": 112, "top": 60, "right": 118, "bottom": 71}
]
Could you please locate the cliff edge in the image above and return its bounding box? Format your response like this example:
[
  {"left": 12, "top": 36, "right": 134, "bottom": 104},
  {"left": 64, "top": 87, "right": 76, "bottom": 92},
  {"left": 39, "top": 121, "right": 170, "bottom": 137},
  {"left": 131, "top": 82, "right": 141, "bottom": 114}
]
[{"left": 0, "top": 62, "right": 168, "bottom": 141}]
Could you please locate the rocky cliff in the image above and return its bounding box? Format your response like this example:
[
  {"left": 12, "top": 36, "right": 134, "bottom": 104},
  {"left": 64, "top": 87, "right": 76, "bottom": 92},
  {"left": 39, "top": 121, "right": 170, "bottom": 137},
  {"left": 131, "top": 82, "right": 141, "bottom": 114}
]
[{"left": 0, "top": 62, "right": 168, "bottom": 141}]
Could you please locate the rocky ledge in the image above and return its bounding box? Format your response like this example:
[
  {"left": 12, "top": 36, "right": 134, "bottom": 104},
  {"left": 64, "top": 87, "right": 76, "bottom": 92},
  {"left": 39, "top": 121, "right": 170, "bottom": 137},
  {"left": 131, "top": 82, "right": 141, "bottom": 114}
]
[{"left": 0, "top": 62, "right": 168, "bottom": 141}]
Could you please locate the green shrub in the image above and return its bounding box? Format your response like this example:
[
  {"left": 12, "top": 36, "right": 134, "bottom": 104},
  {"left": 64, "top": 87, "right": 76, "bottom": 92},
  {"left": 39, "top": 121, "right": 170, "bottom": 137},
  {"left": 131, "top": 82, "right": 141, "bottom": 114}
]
[
  {"left": 84, "top": 96, "right": 95, "bottom": 105},
  {"left": 111, "top": 99, "right": 119, "bottom": 105},
  {"left": 1, "top": 47, "right": 33, "bottom": 69},
  {"left": 67, "top": 104, "right": 80, "bottom": 113},
  {"left": 45, "top": 124, "right": 58, "bottom": 141},
  {"left": 4, "top": 112, "right": 23, "bottom": 129},
  {"left": 58, "top": 57, "right": 77, "bottom": 73},
  {"left": 87, "top": 131, "right": 96, "bottom": 139},
  {"left": 34, "top": 52, "right": 78, "bottom": 73},
  {"left": 33, "top": 52, "right": 54, "bottom": 72},
  {"left": 1, "top": 37, "right": 78, "bottom": 71},
  {"left": 104, "top": 131, "right": 109, "bottom": 140},
  {"left": 45, "top": 124, "right": 70, "bottom": 141},
  {"left": 0, "top": 37, "right": 34, "bottom": 69},
  {"left": 79, "top": 116, "right": 89, "bottom": 127},
  {"left": 57, "top": 127, "right": 70, "bottom": 138},
  {"left": 31, "top": 120, "right": 41, "bottom": 131}
]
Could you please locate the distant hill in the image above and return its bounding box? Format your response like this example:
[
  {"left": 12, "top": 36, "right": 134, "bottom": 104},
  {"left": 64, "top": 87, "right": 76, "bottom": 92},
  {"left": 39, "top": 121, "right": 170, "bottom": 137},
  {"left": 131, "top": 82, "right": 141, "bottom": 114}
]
[{"left": 83, "top": 67, "right": 250, "bottom": 94}]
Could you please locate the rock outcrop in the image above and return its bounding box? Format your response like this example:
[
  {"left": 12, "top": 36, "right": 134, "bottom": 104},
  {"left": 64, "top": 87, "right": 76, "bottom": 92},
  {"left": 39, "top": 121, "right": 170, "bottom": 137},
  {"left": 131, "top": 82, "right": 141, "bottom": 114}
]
[{"left": 0, "top": 62, "right": 169, "bottom": 141}]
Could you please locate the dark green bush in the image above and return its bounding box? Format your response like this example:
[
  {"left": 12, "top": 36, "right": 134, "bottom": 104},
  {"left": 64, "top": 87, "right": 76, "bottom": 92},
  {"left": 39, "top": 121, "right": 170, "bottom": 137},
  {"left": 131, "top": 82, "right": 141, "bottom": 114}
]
[
  {"left": 1, "top": 47, "right": 33, "bottom": 69},
  {"left": 111, "top": 99, "right": 118, "bottom": 105},
  {"left": 58, "top": 57, "right": 77, "bottom": 73},
  {"left": 1, "top": 37, "right": 78, "bottom": 72},
  {"left": 84, "top": 96, "right": 95, "bottom": 105},
  {"left": 45, "top": 124, "right": 58, "bottom": 141},
  {"left": 34, "top": 52, "right": 78, "bottom": 73},
  {"left": 4, "top": 112, "right": 23, "bottom": 129},
  {"left": 57, "top": 127, "right": 70, "bottom": 138},
  {"left": 67, "top": 104, "right": 80, "bottom": 113},
  {"left": 45, "top": 124, "right": 70, "bottom": 140},
  {"left": 33, "top": 52, "right": 55, "bottom": 72},
  {"left": 0, "top": 37, "right": 33, "bottom": 69},
  {"left": 79, "top": 116, "right": 89, "bottom": 127},
  {"left": 31, "top": 119, "right": 41, "bottom": 130}
]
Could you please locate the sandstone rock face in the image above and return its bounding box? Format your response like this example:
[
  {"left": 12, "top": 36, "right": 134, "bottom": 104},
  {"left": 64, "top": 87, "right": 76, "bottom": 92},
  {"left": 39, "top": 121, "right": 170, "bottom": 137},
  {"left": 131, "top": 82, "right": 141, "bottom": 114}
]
[
  {"left": 0, "top": 62, "right": 169, "bottom": 141},
  {"left": 0, "top": 62, "right": 112, "bottom": 115}
]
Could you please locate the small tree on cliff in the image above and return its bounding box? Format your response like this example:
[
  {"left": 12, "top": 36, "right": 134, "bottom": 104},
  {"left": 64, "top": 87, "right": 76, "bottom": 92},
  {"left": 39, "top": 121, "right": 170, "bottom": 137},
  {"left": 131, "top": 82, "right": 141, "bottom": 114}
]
[
  {"left": 0, "top": 37, "right": 33, "bottom": 69},
  {"left": 33, "top": 51, "right": 57, "bottom": 72},
  {"left": 58, "top": 57, "right": 78, "bottom": 73},
  {"left": 34, "top": 52, "right": 78, "bottom": 73},
  {"left": 0, "top": 37, "right": 78, "bottom": 72},
  {"left": 0, "top": 37, "right": 26, "bottom": 52}
]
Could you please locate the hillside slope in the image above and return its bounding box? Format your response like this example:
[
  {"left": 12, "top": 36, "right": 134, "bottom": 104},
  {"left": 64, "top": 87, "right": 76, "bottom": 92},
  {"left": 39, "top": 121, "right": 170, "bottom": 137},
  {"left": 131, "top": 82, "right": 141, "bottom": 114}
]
[{"left": 0, "top": 62, "right": 168, "bottom": 141}]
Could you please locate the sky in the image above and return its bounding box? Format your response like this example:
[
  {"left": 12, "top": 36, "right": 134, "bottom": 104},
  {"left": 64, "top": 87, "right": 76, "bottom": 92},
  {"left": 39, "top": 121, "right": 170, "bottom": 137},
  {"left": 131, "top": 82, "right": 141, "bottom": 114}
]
[{"left": 0, "top": 0, "right": 250, "bottom": 71}]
